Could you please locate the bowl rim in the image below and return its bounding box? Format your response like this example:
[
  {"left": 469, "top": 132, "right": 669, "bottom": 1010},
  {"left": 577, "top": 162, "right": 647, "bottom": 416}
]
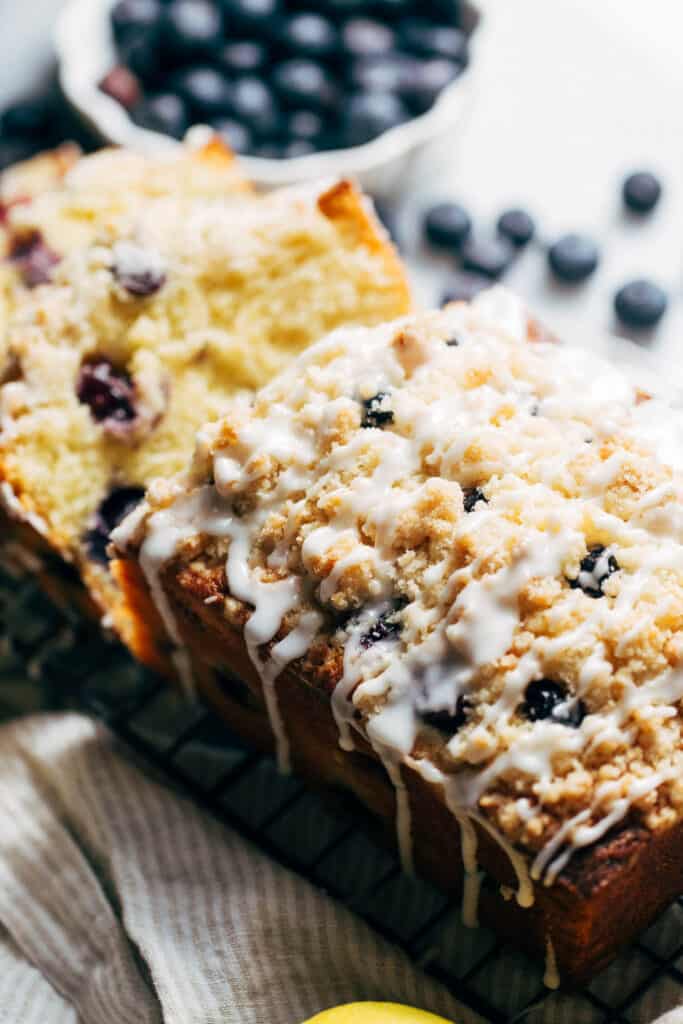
[{"left": 55, "top": 0, "right": 483, "bottom": 186}]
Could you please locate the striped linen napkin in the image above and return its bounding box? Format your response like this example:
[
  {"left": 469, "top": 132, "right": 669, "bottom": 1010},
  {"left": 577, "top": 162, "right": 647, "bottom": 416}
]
[{"left": 0, "top": 713, "right": 465, "bottom": 1024}]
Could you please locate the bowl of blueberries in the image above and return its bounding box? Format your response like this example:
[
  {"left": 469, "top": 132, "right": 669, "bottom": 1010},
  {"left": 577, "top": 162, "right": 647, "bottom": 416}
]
[{"left": 55, "top": 0, "right": 480, "bottom": 194}]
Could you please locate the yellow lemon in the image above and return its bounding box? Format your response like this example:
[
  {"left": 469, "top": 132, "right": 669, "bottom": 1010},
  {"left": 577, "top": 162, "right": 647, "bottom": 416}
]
[{"left": 302, "top": 1003, "right": 454, "bottom": 1024}]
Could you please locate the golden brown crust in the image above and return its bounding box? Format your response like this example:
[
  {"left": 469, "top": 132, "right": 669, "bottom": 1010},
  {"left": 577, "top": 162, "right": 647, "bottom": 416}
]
[{"left": 316, "top": 179, "right": 411, "bottom": 315}]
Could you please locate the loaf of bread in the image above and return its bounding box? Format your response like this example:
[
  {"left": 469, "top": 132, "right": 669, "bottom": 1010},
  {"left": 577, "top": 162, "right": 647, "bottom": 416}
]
[
  {"left": 0, "top": 140, "right": 410, "bottom": 631},
  {"left": 113, "top": 288, "right": 683, "bottom": 984}
]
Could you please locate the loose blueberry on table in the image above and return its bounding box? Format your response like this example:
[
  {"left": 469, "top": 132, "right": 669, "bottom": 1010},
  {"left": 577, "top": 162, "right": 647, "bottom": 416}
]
[
  {"left": 614, "top": 279, "right": 668, "bottom": 329},
  {"left": 103, "top": 0, "right": 473, "bottom": 157},
  {"left": 460, "top": 234, "right": 514, "bottom": 279},
  {"left": 497, "top": 207, "right": 535, "bottom": 247},
  {"left": 547, "top": 233, "right": 599, "bottom": 283},
  {"left": 424, "top": 201, "right": 471, "bottom": 250},
  {"left": 622, "top": 170, "right": 662, "bottom": 214}
]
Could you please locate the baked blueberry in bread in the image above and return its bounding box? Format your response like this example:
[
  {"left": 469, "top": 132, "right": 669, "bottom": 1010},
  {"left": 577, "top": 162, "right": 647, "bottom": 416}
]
[{"left": 113, "top": 288, "right": 683, "bottom": 984}]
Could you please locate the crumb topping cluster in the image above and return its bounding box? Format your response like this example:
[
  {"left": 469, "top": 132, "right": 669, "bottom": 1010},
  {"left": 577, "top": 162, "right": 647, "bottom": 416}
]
[{"left": 140, "top": 289, "right": 683, "bottom": 867}]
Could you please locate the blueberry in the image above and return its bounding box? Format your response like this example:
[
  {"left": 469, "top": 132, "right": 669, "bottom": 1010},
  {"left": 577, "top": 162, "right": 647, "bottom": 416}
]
[
  {"left": 0, "top": 138, "right": 38, "bottom": 172},
  {"left": 361, "top": 391, "right": 393, "bottom": 428},
  {"left": 344, "top": 91, "right": 409, "bottom": 146},
  {"left": 402, "top": 58, "right": 461, "bottom": 114},
  {"left": 521, "top": 678, "right": 585, "bottom": 727},
  {"left": 9, "top": 231, "right": 61, "bottom": 288},
  {"left": 497, "top": 208, "right": 535, "bottom": 247},
  {"left": 211, "top": 117, "right": 253, "bottom": 153},
  {"left": 400, "top": 18, "right": 468, "bottom": 63},
  {"left": 461, "top": 235, "right": 514, "bottom": 279},
  {"left": 440, "top": 271, "right": 490, "bottom": 305},
  {"left": 622, "top": 171, "right": 661, "bottom": 214},
  {"left": 77, "top": 359, "right": 137, "bottom": 427},
  {"left": 349, "top": 54, "right": 417, "bottom": 94},
  {"left": 231, "top": 77, "right": 279, "bottom": 135},
  {"left": 360, "top": 603, "right": 405, "bottom": 648},
  {"left": 341, "top": 18, "right": 396, "bottom": 58},
  {"left": 99, "top": 65, "right": 143, "bottom": 110},
  {"left": 548, "top": 234, "right": 599, "bottom": 283},
  {"left": 569, "top": 545, "right": 619, "bottom": 598},
  {"left": 162, "top": 0, "right": 223, "bottom": 62},
  {"left": 85, "top": 487, "right": 146, "bottom": 564},
  {"left": 111, "top": 0, "right": 161, "bottom": 44},
  {"left": 420, "top": 695, "right": 469, "bottom": 734},
  {"left": 424, "top": 201, "right": 471, "bottom": 249},
  {"left": 614, "top": 279, "right": 668, "bottom": 329},
  {"left": 219, "top": 0, "right": 280, "bottom": 32},
  {"left": 175, "top": 66, "right": 233, "bottom": 115},
  {"left": 133, "top": 92, "right": 189, "bottom": 138},
  {"left": 462, "top": 487, "right": 487, "bottom": 512},
  {"left": 281, "top": 13, "right": 339, "bottom": 59},
  {"left": 285, "top": 108, "right": 325, "bottom": 142},
  {"left": 112, "top": 241, "right": 167, "bottom": 296},
  {"left": 218, "top": 40, "right": 268, "bottom": 75},
  {"left": 272, "top": 60, "right": 339, "bottom": 112}
]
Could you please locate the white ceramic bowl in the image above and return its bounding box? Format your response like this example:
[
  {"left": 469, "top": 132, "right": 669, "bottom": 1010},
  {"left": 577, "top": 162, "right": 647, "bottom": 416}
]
[{"left": 55, "top": 0, "right": 482, "bottom": 195}]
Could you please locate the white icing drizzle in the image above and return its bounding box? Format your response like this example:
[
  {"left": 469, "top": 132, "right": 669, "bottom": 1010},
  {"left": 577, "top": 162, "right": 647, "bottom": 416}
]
[
  {"left": 462, "top": 870, "right": 484, "bottom": 929},
  {"left": 470, "top": 810, "right": 534, "bottom": 909},
  {"left": 127, "top": 288, "right": 683, "bottom": 913},
  {"left": 128, "top": 490, "right": 212, "bottom": 698},
  {"left": 544, "top": 937, "right": 560, "bottom": 990},
  {"left": 381, "top": 753, "right": 414, "bottom": 873}
]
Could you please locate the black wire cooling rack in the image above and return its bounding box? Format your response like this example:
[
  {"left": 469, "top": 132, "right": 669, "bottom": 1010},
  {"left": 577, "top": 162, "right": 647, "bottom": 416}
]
[{"left": 2, "top": 560, "right": 683, "bottom": 1024}]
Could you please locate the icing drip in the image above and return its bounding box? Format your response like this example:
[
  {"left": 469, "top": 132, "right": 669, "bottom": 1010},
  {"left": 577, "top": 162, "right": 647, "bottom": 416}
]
[
  {"left": 470, "top": 810, "right": 534, "bottom": 908},
  {"left": 131, "top": 489, "right": 214, "bottom": 697},
  {"left": 544, "top": 937, "right": 560, "bottom": 990},
  {"left": 380, "top": 753, "right": 414, "bottom": 873},
  {"left": 462, "top": 870, "right": 484, "bottom": 929}
]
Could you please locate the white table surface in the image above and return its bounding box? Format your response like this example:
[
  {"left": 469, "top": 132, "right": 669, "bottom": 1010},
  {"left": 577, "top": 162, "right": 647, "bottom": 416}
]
[
  {"left": 404, "top": 0, "right": 683, "bottom": 391},
  {"left": 2, "top": 0, "right": 681, "bottom": 390}
]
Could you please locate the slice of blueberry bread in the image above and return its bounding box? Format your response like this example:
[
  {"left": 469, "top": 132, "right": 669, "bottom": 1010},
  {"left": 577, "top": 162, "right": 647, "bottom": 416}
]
[
  {"left": 0, "top": 167, "right": 410, "bottom": 626},
  {"left": 113, "top": 287, "right": 683, "bottom": 981},
  {"left": 0, "top": 137, "right": 251, "bottom": 374}
]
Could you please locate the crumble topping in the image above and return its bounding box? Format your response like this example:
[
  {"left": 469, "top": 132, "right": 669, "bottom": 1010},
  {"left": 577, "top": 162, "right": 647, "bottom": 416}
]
[{"left": 128, "top": 288, "right": 683, "bottom": 879}]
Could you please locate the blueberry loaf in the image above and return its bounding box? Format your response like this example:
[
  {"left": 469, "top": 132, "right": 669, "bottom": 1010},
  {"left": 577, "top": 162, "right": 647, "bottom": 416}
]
[
  {"left": 0, "top": 148, "right": 410, "bottom": 628},
  {"left": 113, "top": 288, "right": 683, "bottom": 984}
]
